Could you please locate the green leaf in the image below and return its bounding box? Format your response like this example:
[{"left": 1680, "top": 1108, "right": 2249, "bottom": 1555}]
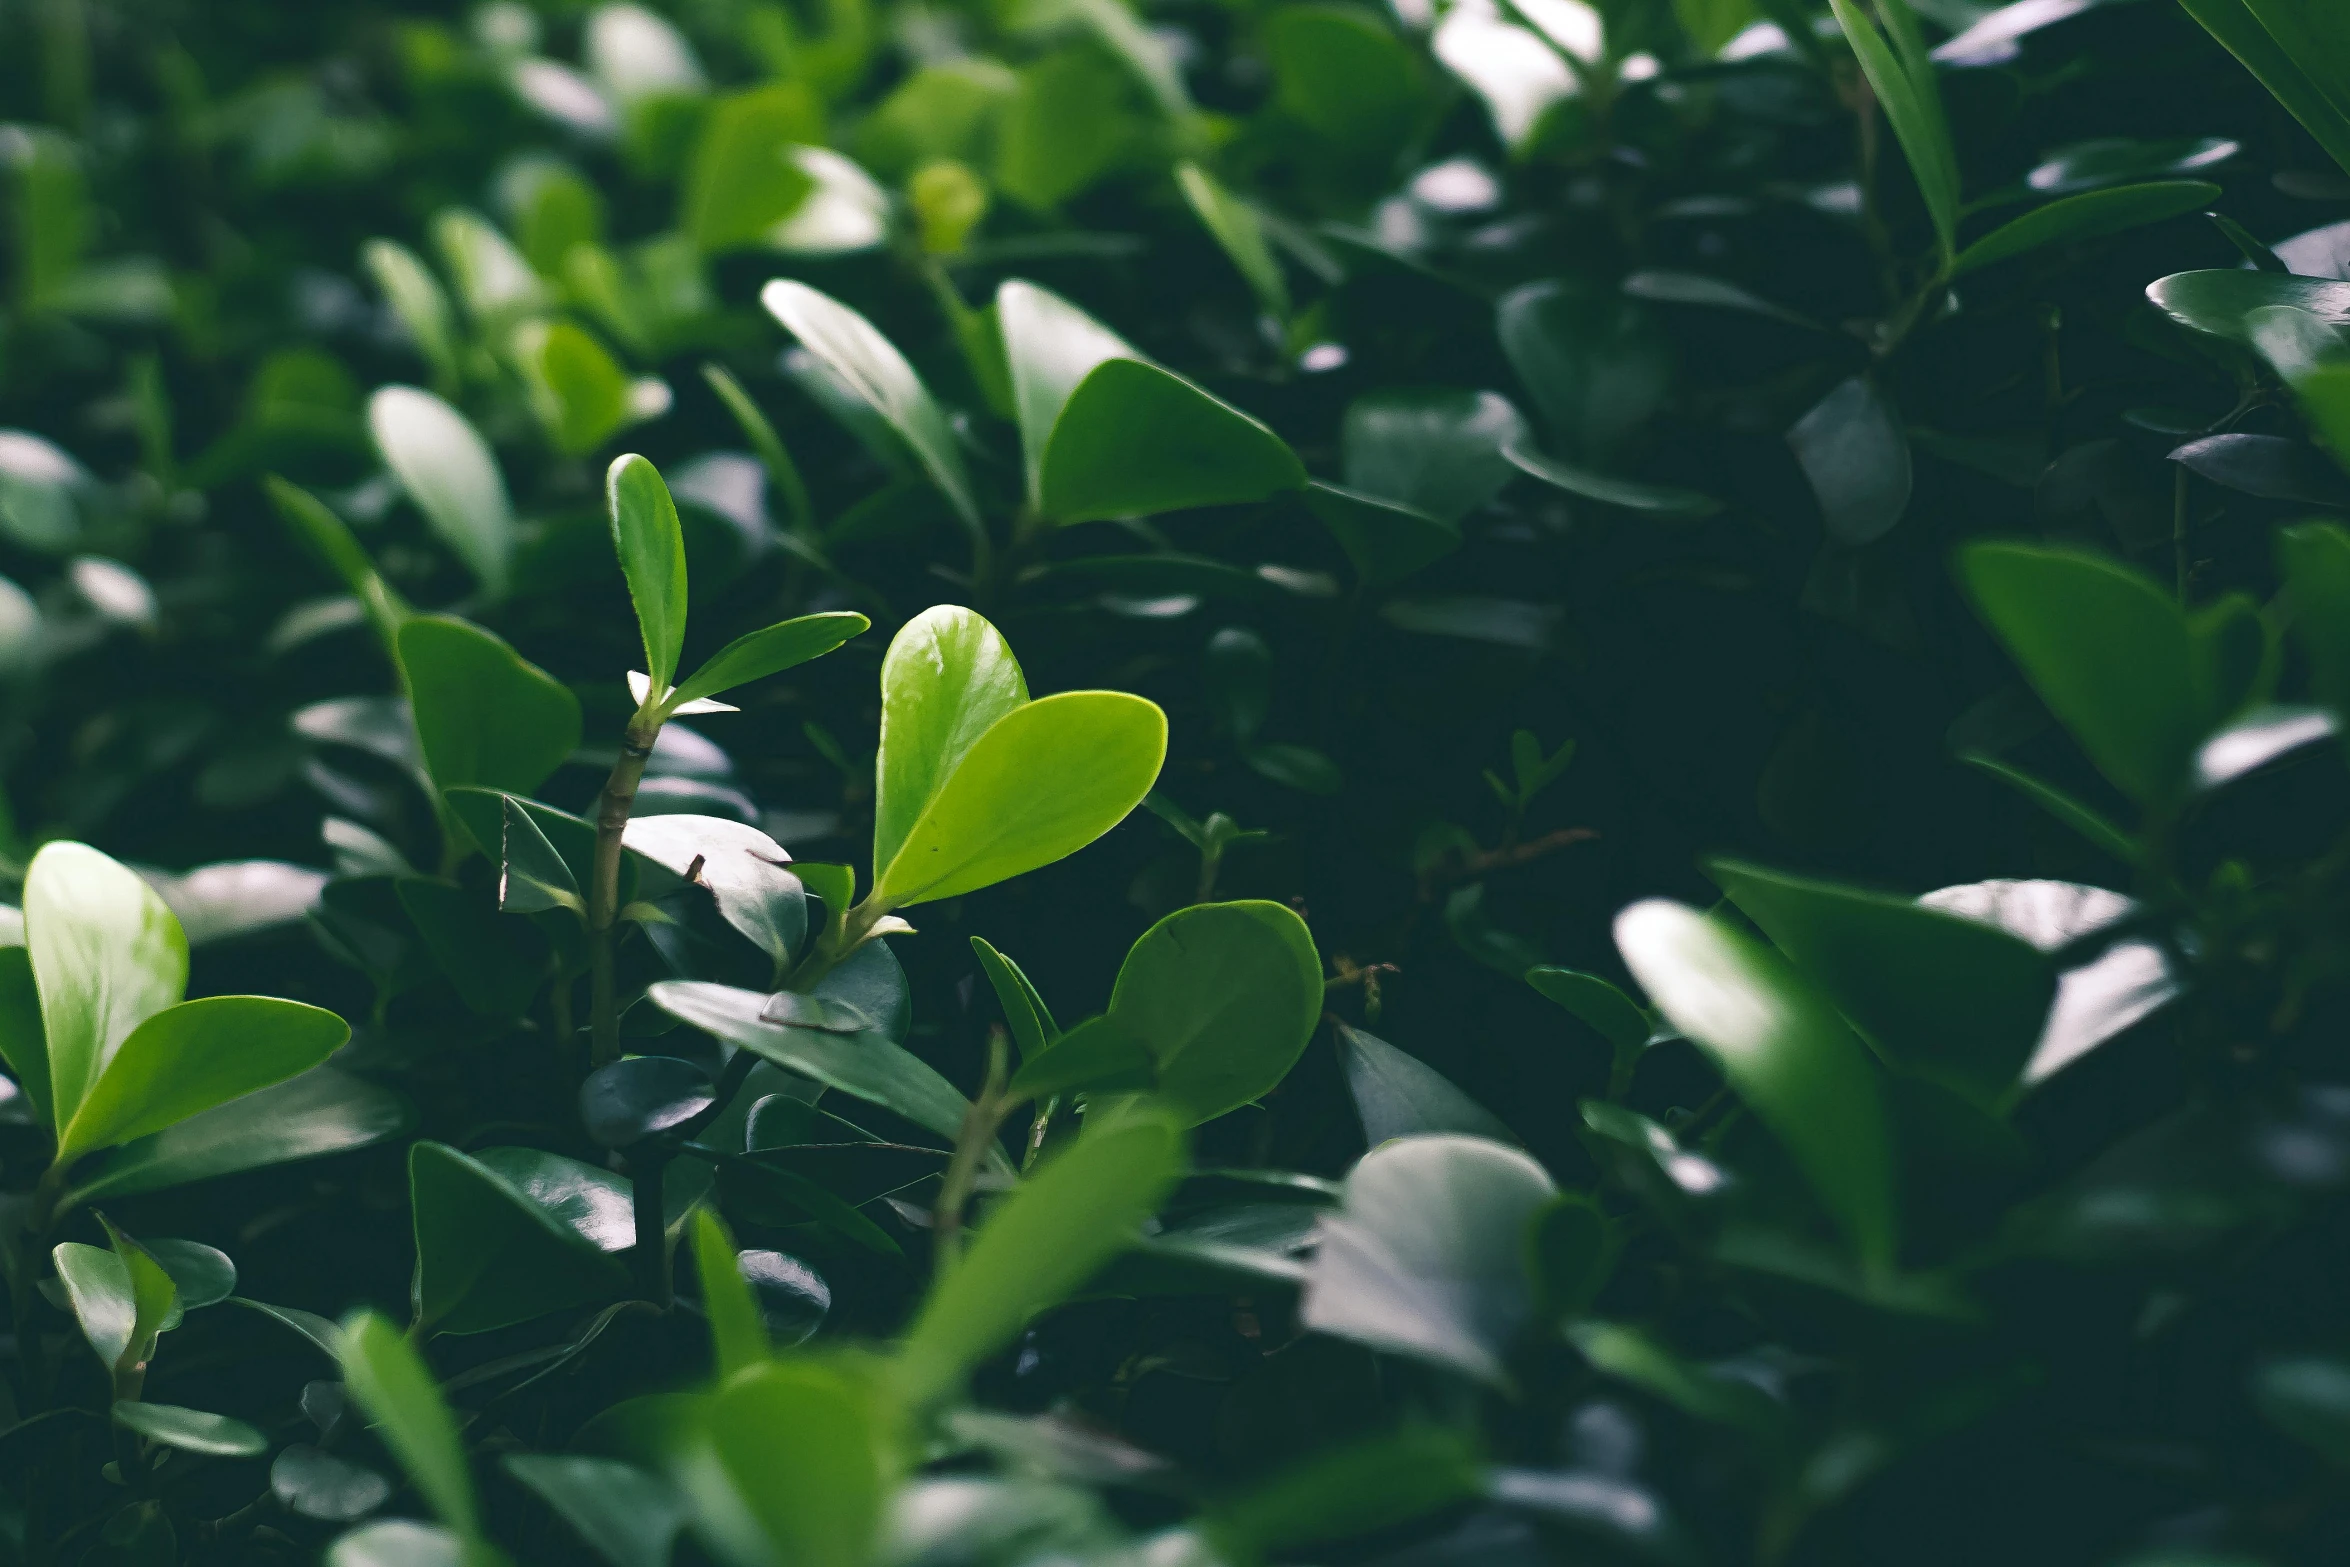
[
  {"left": 874, "top": 605, "right": 1030, "bottom": 881},
  {"left": 1614, "top": 900, "right": 1899, "bottom": 1272},
  {"left": 361, "top": 240, "right": 462, "bottom": 391},
  {"left": 1097, "top": 900, "right": 1321, "bottom": 1126},
  {"left": 700, "top": 363, "right": 817, "bottom": 541},
  {"left": 1299, "top": 1133, "right": 1556, "bottom": 1388},
  {"left": 2281, "top": 521, "right": 2350, "bottom": 712},
  {"left": 682, "top": 84, "right": 820, "bottom": 253},
  {"left": 25, "top": 840, "right": 187, "bottom": 1143},
  {"left": 874, "top": 690, "right": 1167, "bottom": 907},
  {"left": 580, "top": 1056, "right": 715, "bottom": 1150},
  {"left": 1787, "top": 376, "right": 1912, "bottom": 546},
  {"left": 1265, "top": 4, "right": 1424, "bottom": 161},
  {"left": 433, "top": 208, "right": 548, "bottom": 325},
  {"left": 690, "top": 1209, "right": 769, "bottom": 1382},
  {"left": 606, "top": 454, "right": 690, "bottom": 693},
  {"left": 2145, "top": 270, "right": 2350, "bottom": 346},
  {"left": 897, "top": 1109, "right": 1186, "bottom": 1404},
  {"left": 504, "top": 1454, "right": 685, "bottom": 1567},
  {"left": 997, "top": 280, "right": 1306, "bottom": 523},
  {"left": 2179, "top": 0, "right": 2350, "bottom": 178},
  {"left": 1335, "top": 1023, "right": 1514, "bottom": 1147},
  {"left": 1829, "top": 0, "right": 1959, "bottom": 258},
  {"left": 760, "top": 280, "right": 981, "bottom": 533},
  {"left": 650, "top": 980, "right": 994, "bottom": 1159},
  {"left": 1524, "top": 967, "right": 1650, "bottom": 1053},
  {"left": 56, "top": 995, "right": 349, "bottom": 1164},
  {"left": 1706, "top": 857, "right": 2055, "bottom": 1105},
  {"left": 705, "top": 1361, "right": 895, "bottom": 1567},
  {"left": 447, "top": 789, "right": 605, "bottom": 896},
  {"left": 1176, "top": 164, "right": 1288, "bottom": 319},
  {"left": 669, "top": 611, "right": 868, "bottom": 710},
  {"left": 398, "top": 616, "right": 583, "bottom": 800},
  {"left": 513, "top": 320, "right": 633, "bottom": 458},
  {"left": 1502, "top": 444, "right": 1723, "bottom": 519},
  {"left": 410, "top": 1142, "right": 631, "bottom": 1335},
  {"left": 1958, "top": 542, "right": 2209, "bottom": 804},
  {"left": 113, "top": 1401, "right": 267, "bottom": 1458},
  {"left": 337, "top": 1309, "right": 480, "bottom": 1538},
  {"left": 1005, "top": 1014, "right": 1157, "bottom": 1101},
  {"left": 274, "top": 1444, "right": 394, "bottom": 1523},
  {"left": 368, "top": 387, "right": 516, "bottom": 598},
  {"left": 55, "top": 1227, "right": 177, "bottom": 1379},
  {"left": 326, "top": 1520, "right": 471, "bottom": 1567},
  {"left": 265, "top": 476, "right": 412, "bottom": 651},
  {"left": 1205, "top": 1427, "right": 1483, "bottom": 1565},
  {"left": 1957, "top": 751, "right": 2142, "bottom": 865},
  {"left": 0, "top": 945, "right": 51, "bottom": 1128},
  {"left": 500, "top": 797, "right": 584, "bottom": 916},
  {"left": 1341, "top": 388, "right": 1526, "bottom": 525},
  {"left": 1567, "top": 1321, "right": 1784, "bottom": 1435},
  {"left": 1496, "top": 280, "right": 1672, "bottom": 462},
  {"left": 145, "top": 1238, "right": 236, "bottom": 1316},
  {"left": 1528, "top": 1192, "right": 1615, "bottom": 1317},
  {"left": 1952, "top": 181, "right": 2222, "bottom": 276},
  {"left": 58, "top": 1068, "right": 413, "bottom": 1208},
  {"left": 1298, "top": 483, "right": 1460, "bottom": 588},
  {"left": 2251, "top": 1354, "right": 2350, "bottom": 1466}
]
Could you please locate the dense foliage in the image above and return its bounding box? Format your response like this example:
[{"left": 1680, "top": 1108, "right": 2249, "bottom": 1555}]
[{"left": 3, "top": 0, "right": 2350, "bottom": 1561}]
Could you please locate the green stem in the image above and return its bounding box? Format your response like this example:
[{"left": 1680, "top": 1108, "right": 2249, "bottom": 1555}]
[
  {"left": 590, "top": 717, "right": 661, "bottom": 1069},
  {"left": 933, "top": 1028, "right": 1012, "bottom": 1275}
]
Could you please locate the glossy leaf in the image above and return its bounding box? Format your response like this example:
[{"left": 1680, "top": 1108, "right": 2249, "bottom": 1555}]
[
  {"left": 970, "top": 935, "right": 1058, "bottom": 1062},
  {"left": 873, "top": 606, "right": 1029, "bottom": 885},
  {"left": 398, "top": 616, "right": 582, "bottom": 800},
  {"left": 514, "top": 320, "right": 632, "bottom": 457},
  {"left": 410, "top": 1141, "right": 630, "bottom": 1335},
  {"left": 2146, "top": 270, "right": 2350, "bottom": 346},
  {"left": 500, "top": 797, "right": 582, "bottom": 916},
  {"left": 683, "top": 85, "right": 819, "bottom": 253},
  {"left": 1342, "top": 388, "right": 1526, "bottom": 524},
  {"left": 367, "top": 387, "right": 515, "bottom": 597},
  {"left": 1299, "top": 482, "right": 1460, "bottom": 588},
  {"left": 1614, "top": 899, "right": 1899, "bottom": 1270},
  {"left": 24, "top": 839, "right": 187, "bottom": 1141},
  {"left": 57, "top": 994, "right": 349, "bottom": 1163},
  {"left": 0, "top": 946, "right": 46, "bottom": 1127},
  {"left": 54, "top": 1230, "right": 175, "bottom": 1378},
  {"left": 761, "top": 280, "right": 980, "bottom": 532},
  {"left": 607, "top": 454, "right": 689, "bottom": 692},
  {"left": 706, "top": 1360, "right": 894, "bottom": 1567},
  {"left": 897, "top": 1108, "right": 1186, "bottom": 1404},
  {"left": 114, "top": 1401, "right": 267, "bottom": 1457},
  {"left": 275, "top": 1445, "right": 394, "bottom": 1522},
  {"left": 997, "top": 279, "right": 1305, "bottom": 523},
  {"left": 326, "top": 1520, "right": 469, "bottom": 1567},
  {"left": 59, "top": 1068, "right": 413, "bottom": 1208},
  {"left": 1300, "top": 1134, "right": 1557, "bottom": 1388},
  {"left": 337, "top": 1309, "right": 480, "bottom": 1537},
  {"left": 1005, "top": 1014, "right": 1157, "bottom": 1100},
  {"left": 1097, "top": 900, "right": 1322, "bottom": 1126},
  {"left": 580, "top": 1055, "right": 715, "bottom": 1148},
  {"left": 1335, "top": 1023, "right": 1514, "bottom": 1147},
  {"left": 625, "top": 815, "right": 804, "bottom": 963},
  {"left": 669, "top": 611, "right": 869, "bottom": 709},
  {"left": 1524, "top": 967, "right": 1650, "bottom": 1053},
  {"left": 362, "top": 241, "right": 461, "bottom": 390},
  {"left": 1502, "top": 445, "right": 1723, "bottom": 519},
  {"left": 505, "top": 1454, "right": 686, "bottom": 1567}
]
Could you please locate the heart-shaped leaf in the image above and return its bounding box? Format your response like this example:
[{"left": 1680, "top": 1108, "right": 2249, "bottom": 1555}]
[
  {"left": 1614, "top": 899, "right": 1898, "bottom": 1271},
  {"left": 998, "top": 279, "right": 1304, "bottom": 522},
  {"left": 398, "top": 616, "right": 583, "bottom": 801},
  {"left": 1299, "top": 1133, "right": 1556, "bottom": 1388},
  {"left": 367, "top": 387, "right": 516, "bottom": 597},
  {"left": 897, "top": 1108, "right": 1186, "bottom": 1405}
]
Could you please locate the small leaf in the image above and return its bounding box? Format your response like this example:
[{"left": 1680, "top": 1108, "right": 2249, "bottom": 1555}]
[
  {"left": 897, "top": 1109, "right": 1187, "bottom": 1405},
  {"left": 1300, "top": 1134, "right": 1556, "bottom": 1388},
  {"left": 1299, "top": 482, "right": 1460, "bottom": 588},
  {"left": 669, "top": 611, "right": 869, "bottom": 708},
  {"left": 1951, "top": 181, "right": 2221, "bottom": 275},
  {"left": 326, "top": 1519, "right": 470, "bottom": 1567},
  {"left": 1614, "top": 900, "right": 1899, "bottom": 1271},
  {"left": 265, "top": 476, "right": 412, "bottom": 649},
  {"left": 625, "top": 815, "right": 805, "bottom": 963},
  {"left": 361, "top": 241, "right": 461, "bottom": 390},
  {"left": 1829, "top": 0, "right": 1959, "bottom": 257},
  {"left": 689, "top": 1208, "right": 768, "bottom": 1381},
  {"left": 1005, "top": 1014, "right": 1157, "bottom": 1101},
  {"left": 114, "top": 1401, "right": 267, "bottom": 1458},
  {"left": 337, "top": 1310, "right": 481, "bottom": 1538},
  {"left": 705, "top": 1361, "right": 895, "bottom": 1567},
  {"left": 761, "top": 280, "right": 981, "bottom": 532},
  {"left": 682, "top": 84, "right": 819, "bottom": 253},
  {"left": 367, "top": 387, "right": 516, "bottom": 597},
  {"left": 1524, "top": 967, "right": 1650, "bottom": 1053},
  {"left": 606, "top": 454, "right": 690, "bottom": 693},
  {"left": 398, "top": 616, "right": 583, "bottom": 801},
  {"left": 580, "top": 1055, "right": 715, "bottom": 1149},
  {"left": 2145, "top": 270, "right": 2350, "bottom": 346},
  {"left": 970, "top": 935, "right": 1059, "bottom": 1062}
]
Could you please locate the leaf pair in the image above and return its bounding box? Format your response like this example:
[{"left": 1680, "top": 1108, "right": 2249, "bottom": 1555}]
[
  {"left": 2, "top": 842, "right": 351, "bottom": 1178},
  {"left": 867, "top": 606, "right": 1165, "bottom": 910},
  {"left": 763, "top": 278, "right": 1303, "bottom": 529},
  {"left": 608, "top": 453, "right": 870, "bottom": 722}
]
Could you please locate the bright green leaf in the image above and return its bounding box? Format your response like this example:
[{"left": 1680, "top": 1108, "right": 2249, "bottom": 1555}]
[{"left": 398, "top": 616, "right": 583, "bottom": 800}]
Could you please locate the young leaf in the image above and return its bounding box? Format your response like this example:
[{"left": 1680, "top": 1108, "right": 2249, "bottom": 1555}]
[
  {"left": 337, "top": 1309, "right": 481, "bottom": 1538},
  {"left": 682, "top": 84, "right": 819, "bottom": 253},
  {"left": 760, "top": 280, "right": 981, "bottom": 532},
  {"left": 690, "top": 1208, "right": 769, "bottom": 1382},
  {"left": 1004, "top": 1014, "right": 1157, "bottom": 1100},
  {"left": 55, "top": 1224, "right": 177, "bottom": 1383},
  {"left": 700, "top": 363, "right": 817, "bottom": 541},
  {"left": 997, "top": 279, "right": 1306, "bottom": 522},
  {"left": 367, "top": 387, "right": 516, "bottom": 598},
  {"left": 1614, "top": 899, "right": 1899, "bottom": 1272},
  {"left": 55, "top": 995, "right": 350, "bottom": 1164},
  {"left": 874, "top": 690, "right": 1167, "bottom": 907},
  {"left": 398, "top": 616, "right": 583, "bottom": 800},
  {"left": 1098, "top": 900, "right": 1322, "bottom": 1127},
  {"left": 970, "top": 935, "right": 1058, "bottom": 1061},
  {"left": 25, "top": 840, "right": 187, "bottom": 1141},
  {"left": 504, "top": 1455, "right": 685, "bottom": 1567},
  {"left": 897, "top": 1109, "right": 1187, "bottom": 1404},
  {"left": 1299, "top": 1134, "right": 1556, "bottom": 1388},
  {"left": 1829, "top": 0, "right": 1959, "bottom": 259},
  {"left": 705, "top": 1360, "right": 895, "bottom": 1567},
  {"left": 668, "top": 611, "right": 869, "bottom": 709},
  {"left": 873, "top": 605, "right": 1030, "bottom": 882},
  {"left": 606, "top": 454, "right": 690, "bottom": 694}
]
